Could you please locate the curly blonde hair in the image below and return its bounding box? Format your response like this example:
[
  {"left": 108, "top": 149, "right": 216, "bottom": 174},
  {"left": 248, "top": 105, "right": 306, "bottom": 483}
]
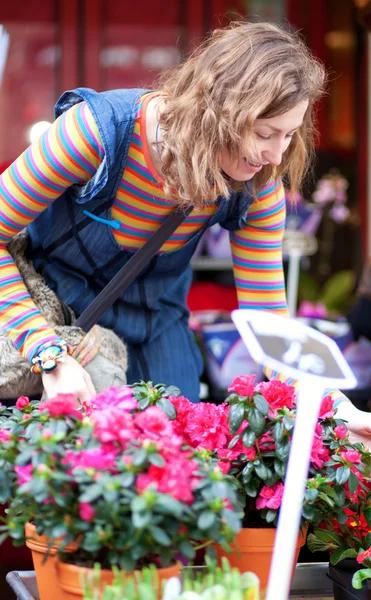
[{"left": 155, "top": 21, "right": 326, "bottom": 207}]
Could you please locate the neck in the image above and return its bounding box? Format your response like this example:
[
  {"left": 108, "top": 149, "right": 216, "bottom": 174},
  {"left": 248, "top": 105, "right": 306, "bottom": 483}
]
[{"left": 145, "top": 94, "right": 165, "bottom": 179}]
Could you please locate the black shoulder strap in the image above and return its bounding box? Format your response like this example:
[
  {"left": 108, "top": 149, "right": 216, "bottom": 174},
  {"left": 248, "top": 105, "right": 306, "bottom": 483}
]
[{"left": 74, "top": 205, "right": 193, "bottom": 332}]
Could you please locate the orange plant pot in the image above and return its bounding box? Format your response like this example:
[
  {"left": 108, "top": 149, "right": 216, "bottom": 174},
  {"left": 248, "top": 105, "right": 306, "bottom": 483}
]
[
  {"left": 56, "top": 559, "right": 181, "bottom": 600},
  {"left": 215, "top": 525, "right": 307, "bottom": 592},
  {"left": 25, "top": 522, "right": 78, "bottom": 600}
]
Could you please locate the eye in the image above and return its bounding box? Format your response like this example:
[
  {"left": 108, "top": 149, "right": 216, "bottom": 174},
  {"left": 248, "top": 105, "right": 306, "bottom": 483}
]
[{"left": 256, "top": 133, "right": 272, "bottom": 140}]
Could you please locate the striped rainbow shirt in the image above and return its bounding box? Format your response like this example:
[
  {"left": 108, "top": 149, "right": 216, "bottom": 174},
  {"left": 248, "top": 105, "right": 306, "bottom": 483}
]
[{"left": 0, "top": 92, "right": 346, "bottom": 405}]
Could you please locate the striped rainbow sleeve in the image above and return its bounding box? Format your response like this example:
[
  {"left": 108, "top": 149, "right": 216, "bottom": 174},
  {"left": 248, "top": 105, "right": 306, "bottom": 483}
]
[
  {"left": 0, "top": 101, "right": 104, "bottom": 361},
  {"left": 230, "top": 178, "right": 350, "bottom": 407}
]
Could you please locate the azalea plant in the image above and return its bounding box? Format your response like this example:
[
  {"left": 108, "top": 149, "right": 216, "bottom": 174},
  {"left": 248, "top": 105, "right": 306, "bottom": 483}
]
[
  {"left": 302, "top": 419, "right": 371, "bottom": 588},
  {"left": 163, "top": 374, "right": 343, "bottom": 528},
  {"left": 0, "top": 387, "right": 242, "bottom": 570}
]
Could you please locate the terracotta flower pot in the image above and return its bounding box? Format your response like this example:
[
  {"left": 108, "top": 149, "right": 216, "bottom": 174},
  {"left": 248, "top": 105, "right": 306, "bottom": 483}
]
[
  {"left": 215, "top": 525, "right": 307, "bottom": 592},
  {"left": 25, "top": 522, "right": 78, "bottom": 600},
  {"left": 56, "top": 558, "right": 181, "bottom": 600}
]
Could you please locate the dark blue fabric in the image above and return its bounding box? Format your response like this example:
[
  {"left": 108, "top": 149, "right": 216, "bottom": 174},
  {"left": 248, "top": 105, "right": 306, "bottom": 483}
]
[{"left": 27, "top": 87, "right": 255, "bottom": 402}]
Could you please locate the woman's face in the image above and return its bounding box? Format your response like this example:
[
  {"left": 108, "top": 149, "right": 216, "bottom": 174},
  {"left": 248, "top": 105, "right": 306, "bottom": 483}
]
[{"left": 220, "top": 100, "right": 309, "bottom": 181}]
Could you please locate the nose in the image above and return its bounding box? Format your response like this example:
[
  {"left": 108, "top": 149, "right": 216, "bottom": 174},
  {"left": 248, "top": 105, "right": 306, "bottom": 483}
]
[{"left": 262, "top": 141, "right": 285, "bottom": 167}]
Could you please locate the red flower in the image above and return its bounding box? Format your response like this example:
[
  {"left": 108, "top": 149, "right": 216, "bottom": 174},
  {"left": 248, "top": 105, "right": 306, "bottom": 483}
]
[
  {"left": 310, "top": 424, "right": 331, "bottom": 469},
  {"left": 357, "top": 548, "right": 371, "bottom": 565},
  {"left": 334, "top": 425, "right": 347, "bottom": 439},
  {"left": 256, "top": 482, "right": 284, "bottom": 510},
  {"left": 134, "top": 406, "right": 174, "bottom": 441},
  {"left": 318, "top": 396, "right": 335, "bottom": 420},
  {"left": 79, "top": 502, "right": 96, "bottom": 522},
  {"left": 39, "top": 394, "right": 81, "bottom": 418},
  {"left": 183, "top": 402, "right": 230, "bottom": 451},
  {"left": 16, "top": 396, "right": 30, "bottom": 410},
  {"left": 258, "top": 380, "right": 296, "bottom": 414},
  {"left": 341, "top": 450, "right": 362, "bottom": 464},
  {"left": 228, "top": 375, "right": 256, "bottom": 397}
]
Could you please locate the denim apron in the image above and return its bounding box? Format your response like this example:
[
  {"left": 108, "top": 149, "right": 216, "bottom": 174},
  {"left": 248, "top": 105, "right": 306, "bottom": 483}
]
[{"left": 27, "top": 88, "right": 255, "bottom": 402}]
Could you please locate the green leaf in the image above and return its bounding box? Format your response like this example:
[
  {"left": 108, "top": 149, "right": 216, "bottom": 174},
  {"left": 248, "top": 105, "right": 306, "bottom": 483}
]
[
  {"left": 244, "top": 482, "right": 258, "bottom": 497},
  {"left": 179, "top": 540, "right": 196, "bottom": 560},
  {"left": 156, "top": 397, "right": 176, "bottom": 420},
  {"left": 274, "top": 421, "right": 284, "bottom": 443},
  {"left": 307, "top": 533, "right": 336, "bottom": 554},
  {"left": 274, "top": 459, "right": 286, "bottom": 479},
  {"left": 304, "top": 488, "right": 318, "bottom": 504},
  {"left": 132, "top": 448, "right": 147, "bottom": 467},
  {"left": 149, "top": 453, "right": 165, "bottom": 467},
  {"left": 330, "top": 547, "right": 358, "bottom": 566},
  {"left": 229, "top": 403, "right": 246, "bottom": 435},
  {"left": 364, "top": 506, "right": 371, "bottom": 527},
  {"left": 222, "top": 508, "right": 242, "bottom": 533},
  {"left": 79, "top": 483, "right": 102, "bottom": 503},
  {"left": 319, "top": 270, "right": 356, "bottom": 312},
  {"left": 301, "top": 505, "right": 316, "bottom": 521},
  {"left": 265, "top": 510, "right": 277, "bottom": 524},
  {"left": 352, "top": 568, "right": 371, "bottom": 590},
  {"left": 318, "top": 492, "right": 335, "bottom": 508},
  {"left": 255, "top": 463, "right": 270, "bottom": 481},
  {"left": 314, "top": 529, "right": 341, "bottom": 545},
  {"left": 336, "top": 466, "right": 350, "bottom": 485},
  {"left": 348, "top": 470, "right": 359, "bottom": 496},
  {"left": 138, "top": 397, "right": 150, "bottom": 410},
  {"left": 228, "top": 433, "right": 242, "bottom": 449},
  {"left": 253, "top": 394, "right": 269, "bottom": 416},
  {"left": 249, "top": 409, "right": 266, "bottom": 437},
  {"left": 156, "top": 495, "right": 184, "bottom": 518},
  {"left": 164, "top": 385, "right": 181, "bottom": 397},
  {"left": 242, "top": 429, "right": 256, "bottom": 449},
  {"left": 149, "top": 525, "right": 171, "bottom": 546},
  {"left": 197, "top": 511, "right": 216, "bottom": 530},
  {"left": 283, "top": 416, "right": 295, "bottom": 431}
]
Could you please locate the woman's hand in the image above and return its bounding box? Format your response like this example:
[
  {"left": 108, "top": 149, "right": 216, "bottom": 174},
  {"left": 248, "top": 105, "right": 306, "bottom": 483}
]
[
  {"left": 41, "top": 354, "right": 96, "bottom": 404},
  {"left": 335, "top": 400, "right": 371, "bottom": 450}
]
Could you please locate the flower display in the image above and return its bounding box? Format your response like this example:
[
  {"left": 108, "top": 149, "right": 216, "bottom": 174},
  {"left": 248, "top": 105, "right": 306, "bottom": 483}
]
[{"left": 0, "top": 385, "right": 242, "bottom": 571}]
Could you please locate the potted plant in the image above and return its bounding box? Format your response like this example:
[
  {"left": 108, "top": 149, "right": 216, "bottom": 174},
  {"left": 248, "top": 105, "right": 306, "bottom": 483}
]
[
  {"left": 150, "top": 375, "right": 350, "bottom": 591},
  {"left": 0, "top": 386, "right": 242, "bottom": 600},
  {"left": 82, "top": 557, "right": 260, "bottom": 600},
  {"left": 300, "top": 420, "right": 371, "bottom": 600}
]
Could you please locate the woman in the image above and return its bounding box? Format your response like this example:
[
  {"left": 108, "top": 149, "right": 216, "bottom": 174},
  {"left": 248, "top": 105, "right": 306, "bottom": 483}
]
[{"left": 0, "top": 21, "right": 370, "bottom": 444}]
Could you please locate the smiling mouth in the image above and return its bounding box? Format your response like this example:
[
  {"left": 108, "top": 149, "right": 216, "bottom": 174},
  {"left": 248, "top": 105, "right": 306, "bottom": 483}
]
[{"left": 243, "top": 157, "right": 265, "bottom": 168}]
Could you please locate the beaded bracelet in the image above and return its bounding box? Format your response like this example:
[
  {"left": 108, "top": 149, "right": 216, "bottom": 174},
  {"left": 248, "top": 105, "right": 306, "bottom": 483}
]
[{"left": 31, "top": 340, "right": 72, "bottom": 375}]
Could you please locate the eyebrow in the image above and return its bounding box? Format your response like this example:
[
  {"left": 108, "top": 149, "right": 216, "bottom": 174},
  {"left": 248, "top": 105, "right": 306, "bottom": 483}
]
[{"left": 257, "top": 124, "right": 302, "bottom": 134}]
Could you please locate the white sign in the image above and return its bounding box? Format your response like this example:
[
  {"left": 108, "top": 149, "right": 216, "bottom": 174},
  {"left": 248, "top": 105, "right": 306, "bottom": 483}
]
[{"left": 231, "top": 310, "right": 356, "bottom": 600}]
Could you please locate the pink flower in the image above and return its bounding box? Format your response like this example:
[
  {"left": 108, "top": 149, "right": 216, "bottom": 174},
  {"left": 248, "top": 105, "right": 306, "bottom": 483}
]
[
  {"left": 318, "top": 396, "right": 335, "bottom": 420},
  {"left": 228, "top": 375, "right": 256, "bottom": 397},
  {"left": 92, "top": 408, "right": 135, "bottom": 447},
  {"left": 136, "top": 456, "right": 199, "bottom": 503},
  {"left": 14, "top": 464, "right": 33, "bottom": 486},
  {"left": 134, "top": 406, "right": 174, "bottom": 441},
  {"left": 79, "top": 502, "right": 96, "bottom": 522},
  {"left": 169, "top": 395, "right": 193, "bottom": 441},
  {"left": 183, "top": 402, "right": 230, "bottom": 451},
  {"left": 92, "top": 386, "right": 137, "bottom": 411},
  {"left": 63, "top": 448, "right": 118, "bottom": 471},
  {"left": 334, "top": 425, "right": 348, "bottom": 440},
  {"left": 357, "top": 548, "right": 371, "bottom": 565},
  {"left": 341, "top": 450, "right": 362, "bottom": 464},
  {"left": 0, "top": 429, "right": 12, "bottom": 442},
  {"left": 39, "top": 394, "right": 81, "bottom": 418},
  {"left": 256, "top": 482, "right": 284, "bottom": 510},
  {"left": 310, "top": 424, "right": 331, "bottom": 469},
  {"left": 258, "top": 431, "right": 276, "bottom": 452},
  {"left": 258, "top": 380, "right": 296, "bottom": 414},
  {"left": 16, "top": 396, "right": 30, "bottom": 410}
]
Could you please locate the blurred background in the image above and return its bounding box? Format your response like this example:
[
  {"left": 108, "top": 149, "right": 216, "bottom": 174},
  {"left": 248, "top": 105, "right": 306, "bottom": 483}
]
[{"left": 0, "top": 0, "right": 371, "bottom": 405}]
